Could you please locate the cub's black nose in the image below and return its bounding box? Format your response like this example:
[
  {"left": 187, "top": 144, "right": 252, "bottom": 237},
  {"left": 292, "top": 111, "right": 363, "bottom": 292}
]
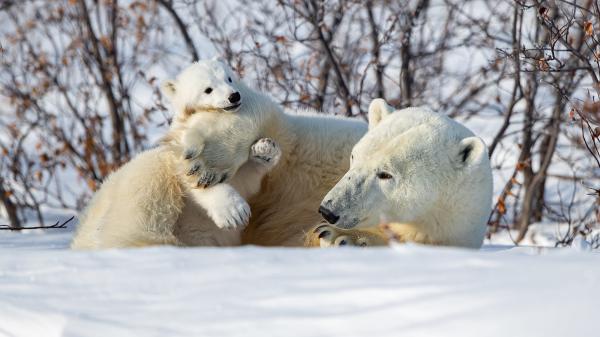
[
  {"left": 319, "top": 205, "right": 339, "bottom": 224},
  {"left": 229, "top": 92, "right": 241, "bottom": 103}
]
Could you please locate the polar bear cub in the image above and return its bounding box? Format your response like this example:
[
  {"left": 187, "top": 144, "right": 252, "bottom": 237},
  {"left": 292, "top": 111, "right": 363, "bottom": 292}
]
[
  {"left": 71, "top": 59, "right": 281, "bottom": 248},
  {"left": 162, "top": 57, "right": 274, "bottom": 188},
  {"left": 160, "top": 58, "right": 281, "bottom": 230}
]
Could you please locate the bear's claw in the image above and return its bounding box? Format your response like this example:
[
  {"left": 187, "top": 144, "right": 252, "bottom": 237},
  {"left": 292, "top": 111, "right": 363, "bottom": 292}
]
[
  {"left": 313, "top": 223, "right": 369, "bottom": 248},
  {"left": 187, "top": 162, "right": 203, "bottom": 176},
  {"left": 184, "top": 149, "right": 197, "bottom": 160},
  {"left": 197, "top": 172, "right": 216, "bottom": 188},
  {"left": 318, "top": 229, "right": 331, "bottom": 239},
  {"left": 314, "top": 224, "right": 332, "bottom": 239},
  {"left": 182, "top": 145, "right": 229, "bottom": 188},
  {"left": 189, "top": 169, "right": 230, "bottom": 188}
]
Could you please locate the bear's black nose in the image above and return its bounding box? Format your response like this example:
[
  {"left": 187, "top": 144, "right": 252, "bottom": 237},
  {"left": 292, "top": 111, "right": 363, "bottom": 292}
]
[
  {"left": 319, "top": 205, "right": 339, "bottom": 224},
  {"left": 229, "top": 92, "right": 241, "bottom": 103}
]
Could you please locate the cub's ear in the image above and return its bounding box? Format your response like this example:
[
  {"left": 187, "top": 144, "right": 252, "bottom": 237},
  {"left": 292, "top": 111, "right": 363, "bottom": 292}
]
[
  {"left": 161, "top": 80, "right": 176, "bottom": 101},
  {"left": 456, "top": 136, "right": 488, "bottom": 167},
  {"left": 368, "top": 98, "right": 395, "bottom": 130}
]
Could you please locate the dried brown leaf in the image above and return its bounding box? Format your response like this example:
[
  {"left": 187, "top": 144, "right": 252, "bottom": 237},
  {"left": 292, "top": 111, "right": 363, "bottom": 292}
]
[
  {"left": 584, "top": 21, "right": 593, "bottom": 37},
  {"left": 497, "top": 199, "right": 506, "bottom": 215},
  {"left": 538, "top": 58, "right": 549, "bottom": 71}
]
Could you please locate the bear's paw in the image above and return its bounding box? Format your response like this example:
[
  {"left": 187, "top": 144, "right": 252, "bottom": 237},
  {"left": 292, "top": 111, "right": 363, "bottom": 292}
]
[
  {"left": 190, "top": 186, "right": 251, "bottom": 230},
  {"left": 312, "top": 224, "right": 370, "bottom": 247},
  {"left": 250, "top": 138, "right": 281, "bottom": 166}
]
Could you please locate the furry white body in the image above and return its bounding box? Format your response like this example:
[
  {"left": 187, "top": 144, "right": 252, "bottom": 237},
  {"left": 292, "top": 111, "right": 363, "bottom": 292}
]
[
  {"left": 73, "top": 59, "right": 369, "bottom": 248},
  {"left": 70, "top": 139, "right": 280, "bottom": 248},
  {"left": 71, "top": 60, "right": 282, "bottom": 248},
  {"left": 160, "top": 61, "right": 369, "bottom": 246},
  {"left": 316, "top": 99, "right": 493, "bottom": 248}
]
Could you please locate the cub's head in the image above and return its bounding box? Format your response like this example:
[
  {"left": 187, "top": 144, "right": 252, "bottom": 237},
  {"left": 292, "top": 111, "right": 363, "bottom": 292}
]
[
  {"left": 319, "top": 99, "right": 492, "bottom": 244},
  {"left": 162, "top": 57, "right": 242, "bottom": 117}
]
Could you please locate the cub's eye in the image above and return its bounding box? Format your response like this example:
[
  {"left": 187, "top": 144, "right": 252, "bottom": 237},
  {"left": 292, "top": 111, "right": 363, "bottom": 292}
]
[
  {"left": 228, "top": 77, "right": 232, "bottom": 83},
  {"left": 376, "top": 172, "right": 393, "bottom": 180},
  {"left": 204, "top": 87, "right": 213, "bottom": 94}
]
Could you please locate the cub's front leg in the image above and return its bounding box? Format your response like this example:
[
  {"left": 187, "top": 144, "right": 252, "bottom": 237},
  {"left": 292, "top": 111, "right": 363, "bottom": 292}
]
[
  {"left": 229, "top": 137, "right": 281, "bottom": 197},
  {"left": 188, "top": 184, "right": 251, "bottom": 230},
  {"left": 187, "top": 138, "right": 281, "bottom": 230},
  {"left": 181, "top": 126, "right": 253, "bottom": 188}
]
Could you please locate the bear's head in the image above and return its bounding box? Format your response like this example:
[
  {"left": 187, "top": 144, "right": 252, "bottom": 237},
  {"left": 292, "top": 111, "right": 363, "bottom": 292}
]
[
  {"left": 318, "top": 99, "right": 493, "bottom": 247},
  {"left": 161, "top": 57, "right": 242, "bottom": 116}
]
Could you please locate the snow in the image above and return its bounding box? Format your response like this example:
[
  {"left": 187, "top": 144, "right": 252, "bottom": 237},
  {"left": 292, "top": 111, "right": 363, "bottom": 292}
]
[{"left": 0, "top": 229, "right": 598, "bottom": 337}]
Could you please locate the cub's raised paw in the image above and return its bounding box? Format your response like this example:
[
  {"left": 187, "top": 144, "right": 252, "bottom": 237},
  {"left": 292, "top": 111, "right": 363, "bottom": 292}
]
[
  {"left": 312, "top": 224, "right": 369, "bottom": 248},
  {"left": 250, "top": 138, "right": 281, "bottom": 166},
  {"left": 184, "top": 154, "right": 230, "bottom": 188}
]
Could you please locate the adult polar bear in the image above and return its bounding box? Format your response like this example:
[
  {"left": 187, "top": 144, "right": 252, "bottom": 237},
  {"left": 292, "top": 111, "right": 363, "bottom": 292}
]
[{"left": 306, "top": 99, "right": 493, "bottom": 248}]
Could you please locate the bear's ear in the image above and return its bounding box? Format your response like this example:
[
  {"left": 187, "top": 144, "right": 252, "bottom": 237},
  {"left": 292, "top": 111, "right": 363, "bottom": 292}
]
[
  {"left": 456, "top": 137, "right": 488, "bottom": 167},
  {"left": 368, "top": 98, "right": 395, "bottom": 130},
  {"left": 161, "top": 80, "right": 177, "bottom": 101}
]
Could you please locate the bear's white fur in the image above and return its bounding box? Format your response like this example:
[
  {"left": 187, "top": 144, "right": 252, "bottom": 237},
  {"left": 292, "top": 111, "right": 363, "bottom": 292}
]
[
  {"left": 239, "top": 110, "right": 367, "bottom": 246},
  {"left": 312, "top": 99, "right": 493, "bottom": 248},
  {"left": 73, "top": 58, "right": 369, "bottom": 248},
  {"left": 71, "top": 59, "right": 283, "bottom": 248},
  {"left": 157, "top": 61, "right": 369, "bottom": 247},
  {"left": 71, "top": 143, "right": 280, "bottom": 248}
]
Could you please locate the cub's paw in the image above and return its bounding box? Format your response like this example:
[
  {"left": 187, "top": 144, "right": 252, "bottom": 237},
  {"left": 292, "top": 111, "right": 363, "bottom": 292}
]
[
  {"left": 184, "top": 152, "right": 230, "bottom": 188},
  {"left": 203, "top": 190, "right": 251, "bottom": 230},
  {"left": 250, "top": 138, "right": 281, "bottom": 166},
  {"left": 312, "top": 224, "right": 369, "bottom": 248}
]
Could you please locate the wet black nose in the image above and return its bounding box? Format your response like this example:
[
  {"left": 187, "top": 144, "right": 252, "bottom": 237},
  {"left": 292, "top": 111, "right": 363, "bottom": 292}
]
[
  {"left": 228, "top": 92, "right": 241, "bottom": 103},
  {"left": 319, "top": 205, "right": 339, "bottom": 224}
]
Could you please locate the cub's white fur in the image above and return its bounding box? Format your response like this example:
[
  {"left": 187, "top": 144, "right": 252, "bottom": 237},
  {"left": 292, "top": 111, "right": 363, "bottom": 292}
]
[
  {"left": 74, "top": 57, "right": 369, "bottom": 248},
  {"left": 71, "top": 59, "right": 281, "bottom": 248},
  {"left": 159, "top": 61, "right": 369, "bottom": 247}
]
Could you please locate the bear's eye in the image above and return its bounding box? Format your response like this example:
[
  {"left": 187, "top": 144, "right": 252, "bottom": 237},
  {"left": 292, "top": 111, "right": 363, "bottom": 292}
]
[
  {"left": 376, "top": 172, "right": 393, "bottom": 180},
  {"left": 204, "top": 87, "right": 213, "bottom": 94},
  {"left": 228, "top": 77, "right": 232, "bottom": 83}
]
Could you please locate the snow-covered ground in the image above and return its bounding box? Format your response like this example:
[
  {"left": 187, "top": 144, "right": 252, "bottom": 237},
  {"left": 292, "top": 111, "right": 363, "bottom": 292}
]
[{"left": 0, "top": 228, "right": 598, "bottom": 337}]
